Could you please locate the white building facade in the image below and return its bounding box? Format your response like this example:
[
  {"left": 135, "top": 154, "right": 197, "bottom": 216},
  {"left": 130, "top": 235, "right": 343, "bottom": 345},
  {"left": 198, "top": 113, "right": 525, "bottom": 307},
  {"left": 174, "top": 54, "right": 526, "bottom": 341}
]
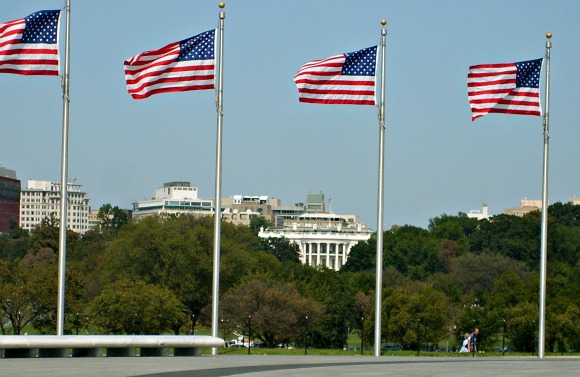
[
  {"left": 467, "top": 204, "right": 490, "bottom": 220},
  {"left": 20, "top": 180, "right": 91, "bottom": 234},
  {"left": 132, "top": 181, "right": 213, "bottom": 219},
  {"left": 259, "top": 213, "right": 373, "bottom": 271}
]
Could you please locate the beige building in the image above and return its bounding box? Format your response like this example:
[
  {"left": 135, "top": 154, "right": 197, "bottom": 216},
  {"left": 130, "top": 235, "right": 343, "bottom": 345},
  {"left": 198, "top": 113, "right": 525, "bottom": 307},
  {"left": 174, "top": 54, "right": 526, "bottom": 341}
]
[
  {"left": 503, "top": 199, "right": 542, "bottom": 217},
  {"left": 221, "top": 195, "right": 281, "bottom": 226}
]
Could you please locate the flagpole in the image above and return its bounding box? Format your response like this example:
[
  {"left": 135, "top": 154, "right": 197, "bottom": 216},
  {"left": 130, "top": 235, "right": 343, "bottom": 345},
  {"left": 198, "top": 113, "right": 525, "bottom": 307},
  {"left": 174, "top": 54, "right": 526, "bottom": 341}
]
[
  {"left": 373, "top": 19, "right": 387, "bottom": 357},
  {"left": 537, "top": 31, "right": 551, "bottom": 359},
  {"left": 211, "top": 2, "right": 225, "bottom": 356},
  {"left": 56, "top": 0, "right": 71, "bottom": 336}
]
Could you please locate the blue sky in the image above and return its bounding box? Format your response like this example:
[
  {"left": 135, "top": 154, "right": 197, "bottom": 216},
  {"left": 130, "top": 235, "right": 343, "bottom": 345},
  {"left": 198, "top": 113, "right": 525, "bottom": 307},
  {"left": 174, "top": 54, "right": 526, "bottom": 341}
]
[{"left": 2, "top": 0, "right": 579, "bottom": 230}]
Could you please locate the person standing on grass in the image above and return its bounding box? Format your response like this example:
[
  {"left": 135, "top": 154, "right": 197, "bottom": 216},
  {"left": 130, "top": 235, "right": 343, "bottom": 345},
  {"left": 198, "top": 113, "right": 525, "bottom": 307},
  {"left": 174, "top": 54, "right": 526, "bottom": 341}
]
[
  {"left": 468, "top": 327, "right": 479, "bottom": 354},
  {"left": 460, "top": 333, "right": 470, "bottom": 352}
]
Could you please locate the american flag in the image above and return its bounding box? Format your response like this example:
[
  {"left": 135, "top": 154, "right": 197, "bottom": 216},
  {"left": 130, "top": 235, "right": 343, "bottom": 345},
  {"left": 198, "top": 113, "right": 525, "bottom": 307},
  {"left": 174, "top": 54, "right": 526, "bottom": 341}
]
[
  {"left": 294, "top": 46, "right": 377, "bottom": 105},
  {"left": 0, "top": 10, "right": 61, "bottom": 76},
  {"left": 124, "top": 29, "right": 215, "bottom": 100},
  {"left": 467, "top": 59, "right": 543, "bottom": 121}
]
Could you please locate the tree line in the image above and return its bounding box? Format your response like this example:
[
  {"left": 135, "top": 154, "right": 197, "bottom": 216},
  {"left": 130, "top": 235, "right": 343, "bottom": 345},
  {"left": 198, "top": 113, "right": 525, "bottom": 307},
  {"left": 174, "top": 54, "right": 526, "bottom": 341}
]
[{"left": 0, "top": 203, "right": 578, "bottom": 353}]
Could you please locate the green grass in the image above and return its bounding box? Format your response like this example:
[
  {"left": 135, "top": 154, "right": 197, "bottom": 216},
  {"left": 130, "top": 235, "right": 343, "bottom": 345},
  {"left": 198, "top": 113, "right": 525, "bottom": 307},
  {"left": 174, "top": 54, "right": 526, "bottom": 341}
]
[{"left": 7, "top": 324, "right": 578, "bottom": 358}]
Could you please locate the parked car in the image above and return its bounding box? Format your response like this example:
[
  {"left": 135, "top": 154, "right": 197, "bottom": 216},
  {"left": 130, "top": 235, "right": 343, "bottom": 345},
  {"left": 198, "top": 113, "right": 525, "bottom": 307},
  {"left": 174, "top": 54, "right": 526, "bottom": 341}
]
[{"left": 382, "top": 344, "right": 402, "bottom": 351}]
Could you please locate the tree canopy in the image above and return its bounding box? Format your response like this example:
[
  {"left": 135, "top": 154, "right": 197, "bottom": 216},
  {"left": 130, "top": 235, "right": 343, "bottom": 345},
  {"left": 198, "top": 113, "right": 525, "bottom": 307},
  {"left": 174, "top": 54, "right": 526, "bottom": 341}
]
[{"left": 0, "top": 202, "right": 578, "bottom": 352}]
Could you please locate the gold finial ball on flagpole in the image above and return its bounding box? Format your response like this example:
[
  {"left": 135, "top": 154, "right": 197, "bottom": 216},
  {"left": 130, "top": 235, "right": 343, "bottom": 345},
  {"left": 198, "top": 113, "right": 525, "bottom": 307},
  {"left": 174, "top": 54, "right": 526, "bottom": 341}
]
[
  {"left": 546, "top": 32, "right": 552, "bottom": 39},
  {"left": 219, "top": 2, "right": 225, "bottom": 9},
  {"left": 381, "top": 19, "right": 387, "bottom": 26}
]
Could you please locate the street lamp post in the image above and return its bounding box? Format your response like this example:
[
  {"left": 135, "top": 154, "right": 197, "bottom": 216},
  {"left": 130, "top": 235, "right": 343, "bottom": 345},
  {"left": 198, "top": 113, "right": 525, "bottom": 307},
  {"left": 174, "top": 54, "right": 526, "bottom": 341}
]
[
  {"left": 561, "top": 321, "right": 565, "bottom": 356},
  {"left": 247, "top": 315, "right": 252, "bottom": 355},
  {"left": 502, "top": 319, "right": 506, "bottom": 356},
  {"left": 221, "top": 318, "right": 227, "bottom": 340},
  {"left": 360, "top": 316, "right": 364, "bottom": 356},
  {"left": 76, "top": 312, "right": 79, "bottom": 335},
  {"left": 532, "top": 320, "right": 535, "bottom": 356},
  {"left": 16, "top": 311, "right": 21, "bottom": 335},
  {"left": 304, "top": 316, "right": 309, "bottom": 355},
  {"left": 472, "top": 320, "right": 476, "bottom": 358},
  {"left": 416, "top": 319, "right": 421, "bottom": 356}
]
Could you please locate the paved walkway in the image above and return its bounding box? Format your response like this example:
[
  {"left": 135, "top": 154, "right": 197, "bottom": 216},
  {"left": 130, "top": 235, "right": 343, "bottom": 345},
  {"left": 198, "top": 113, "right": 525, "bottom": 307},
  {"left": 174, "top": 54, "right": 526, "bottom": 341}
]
[{"left": 1, "top": 355, "right": 578, "bottom": 376}]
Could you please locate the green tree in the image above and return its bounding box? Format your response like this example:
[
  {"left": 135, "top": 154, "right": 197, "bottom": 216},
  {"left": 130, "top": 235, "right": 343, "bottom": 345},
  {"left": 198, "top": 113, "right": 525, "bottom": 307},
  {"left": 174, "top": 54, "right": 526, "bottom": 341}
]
[
  {"left": 89, "top": 278, "right": 186, "bottom": 334},
  {"left": 383, "top": 281, "right": 449, "bottom": 350},
  {"left": 249, "top": 215, "right": 270, "bottom": 234},
  {"left": 435, "top": 252, "right": 528, "bottom": 304},
  {"left": 101, "top": 215, "right": 213, "bottom": 331},
  {"left": 96, "top": 204, "right": 129, "bottom": 236},
  {"left": 0, "top": 230, "right": 29, "bottom": 261},
  {"left": 101, "top": 215, "right": 266, "bottom": 333},
  {"left": 549, "top": 202, "right": 580, "bottom": 227},
  {"left": 503, "top": 302, "right": 538, "bottom": 352},
  {"left": 340, "top": 235, "right": 376, "bottom": 273},
  {"left": 259, "top": 236, "right": 300, "bottom": 263},
  {"left": 469, "top": 213, "right": 541, "bottom": 265},
  {"left": 220, "top": 279, "right": 323, "bottom": 347},
  {"left": 384, "top": 226, "right": 441, "bottom": 280},
  {"left": 28, "top": 214, "right": 80, "bottom": 254},
  {"left": 428, "top": 212, "right": 478, "bottom": 255},
  {"left": 0, "top": 248, "right": 84, "bottom": 335}
]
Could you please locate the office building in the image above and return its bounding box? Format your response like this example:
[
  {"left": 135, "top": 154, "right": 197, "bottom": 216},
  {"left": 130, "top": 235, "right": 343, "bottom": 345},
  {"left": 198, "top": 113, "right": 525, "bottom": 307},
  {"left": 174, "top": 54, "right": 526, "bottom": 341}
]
[
  {"left": 132, "top": 181, "right": 213, "bottom": 219},
  {"left": 0, "top": 166, "right": 21, "bottom": 233},
  {"left": 20, "top": 180, "right": 91, "bottom": 234}
]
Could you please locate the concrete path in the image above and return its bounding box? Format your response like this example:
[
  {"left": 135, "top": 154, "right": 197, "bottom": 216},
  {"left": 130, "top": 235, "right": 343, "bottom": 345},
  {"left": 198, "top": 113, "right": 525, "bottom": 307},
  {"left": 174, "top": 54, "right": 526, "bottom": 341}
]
[{"left": 1, "top": 355, "right": 578, "bottom": 376}]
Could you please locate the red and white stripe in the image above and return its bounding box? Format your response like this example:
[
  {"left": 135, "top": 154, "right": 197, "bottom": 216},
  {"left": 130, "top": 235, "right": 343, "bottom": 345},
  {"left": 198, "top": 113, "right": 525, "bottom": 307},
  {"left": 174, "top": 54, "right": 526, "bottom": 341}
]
[
  {"left": 467, "top": 63, "right": 541, "bottom": 121},
  {"left": 294, "top": 54, "right": 376, "bottom": 106},
  {"left": 0, "top": 17, "right": 60, "bottom": 76},
  {"left": 124, "top": 41, "right": 214, "bottom": 100}
]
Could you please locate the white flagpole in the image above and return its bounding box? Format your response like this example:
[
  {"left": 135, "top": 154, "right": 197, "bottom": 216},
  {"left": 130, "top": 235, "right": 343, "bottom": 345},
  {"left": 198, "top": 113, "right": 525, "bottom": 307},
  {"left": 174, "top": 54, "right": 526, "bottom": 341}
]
[
  {"left": 538, "top": 32, "right": 552, "bottom": 359},
  {"left": 211, "top": 2, "right": 226, "bottom": 356},
  {"left": 57, "top": 0, "right": 71, "bottom": 336},
  {"left": 373, "top": 19, "right": 387, "bottom": 357}
]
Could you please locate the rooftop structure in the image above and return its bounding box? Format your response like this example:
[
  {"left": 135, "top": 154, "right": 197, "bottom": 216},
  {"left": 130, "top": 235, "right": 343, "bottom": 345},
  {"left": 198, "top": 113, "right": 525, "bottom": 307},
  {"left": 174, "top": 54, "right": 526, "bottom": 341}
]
[
  {"left": 132, "top": 182, "right": 213, "bottom": 219},
  {"left": 467, "top": 204, "right": 490, "bottom": 221}
]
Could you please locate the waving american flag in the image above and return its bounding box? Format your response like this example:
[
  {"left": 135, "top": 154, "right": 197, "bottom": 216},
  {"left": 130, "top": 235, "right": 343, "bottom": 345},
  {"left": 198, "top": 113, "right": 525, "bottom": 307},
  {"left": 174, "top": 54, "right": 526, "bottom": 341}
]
[
  {"left": 0, "top": 10, "right": 61, "bottom": 76},
  {"left": 124, "top": 29, "right": 216, "bottom": 100},
  {"left": 467, "top": 59, "right": 543, "bottom": 121},
  {"left": 294, "top": 46, "right": 377, "bottom": 106}
]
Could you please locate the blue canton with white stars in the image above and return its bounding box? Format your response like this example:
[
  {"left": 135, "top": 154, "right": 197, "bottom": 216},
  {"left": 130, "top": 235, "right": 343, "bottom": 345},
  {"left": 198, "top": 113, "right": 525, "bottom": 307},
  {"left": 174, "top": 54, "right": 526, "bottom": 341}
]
[
  {"left": 22, "top": 10, "right": 59, "bottom": 44},
  {"left": 515, "top": 59, "right": 542, "bottom": 88},
  {"left": 343, "top": 46, "right": 377, "bottom": 76},
  {"left": 178, "top": 30, "right": 214, "bottom": 61}
]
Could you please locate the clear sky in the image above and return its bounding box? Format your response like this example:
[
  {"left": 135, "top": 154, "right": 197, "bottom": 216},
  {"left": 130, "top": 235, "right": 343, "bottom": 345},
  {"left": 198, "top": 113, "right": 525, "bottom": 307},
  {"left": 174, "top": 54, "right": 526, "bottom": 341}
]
[{"left": 2, "top": 1, "right": 579, "bottom": 230}]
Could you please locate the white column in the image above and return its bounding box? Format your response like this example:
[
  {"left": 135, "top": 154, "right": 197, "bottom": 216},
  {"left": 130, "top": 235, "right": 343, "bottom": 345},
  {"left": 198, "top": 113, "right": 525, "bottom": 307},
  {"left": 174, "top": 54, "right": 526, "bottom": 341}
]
[{"left": 316, "top": 243, "right": 321, "bottom": 267}]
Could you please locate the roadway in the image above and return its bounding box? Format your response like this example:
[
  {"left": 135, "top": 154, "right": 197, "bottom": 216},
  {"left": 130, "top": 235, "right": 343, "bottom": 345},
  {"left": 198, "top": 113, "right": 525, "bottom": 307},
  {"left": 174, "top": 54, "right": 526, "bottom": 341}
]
[{"left": 1, "top": 355, "right": 579, "bottom": 376}]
